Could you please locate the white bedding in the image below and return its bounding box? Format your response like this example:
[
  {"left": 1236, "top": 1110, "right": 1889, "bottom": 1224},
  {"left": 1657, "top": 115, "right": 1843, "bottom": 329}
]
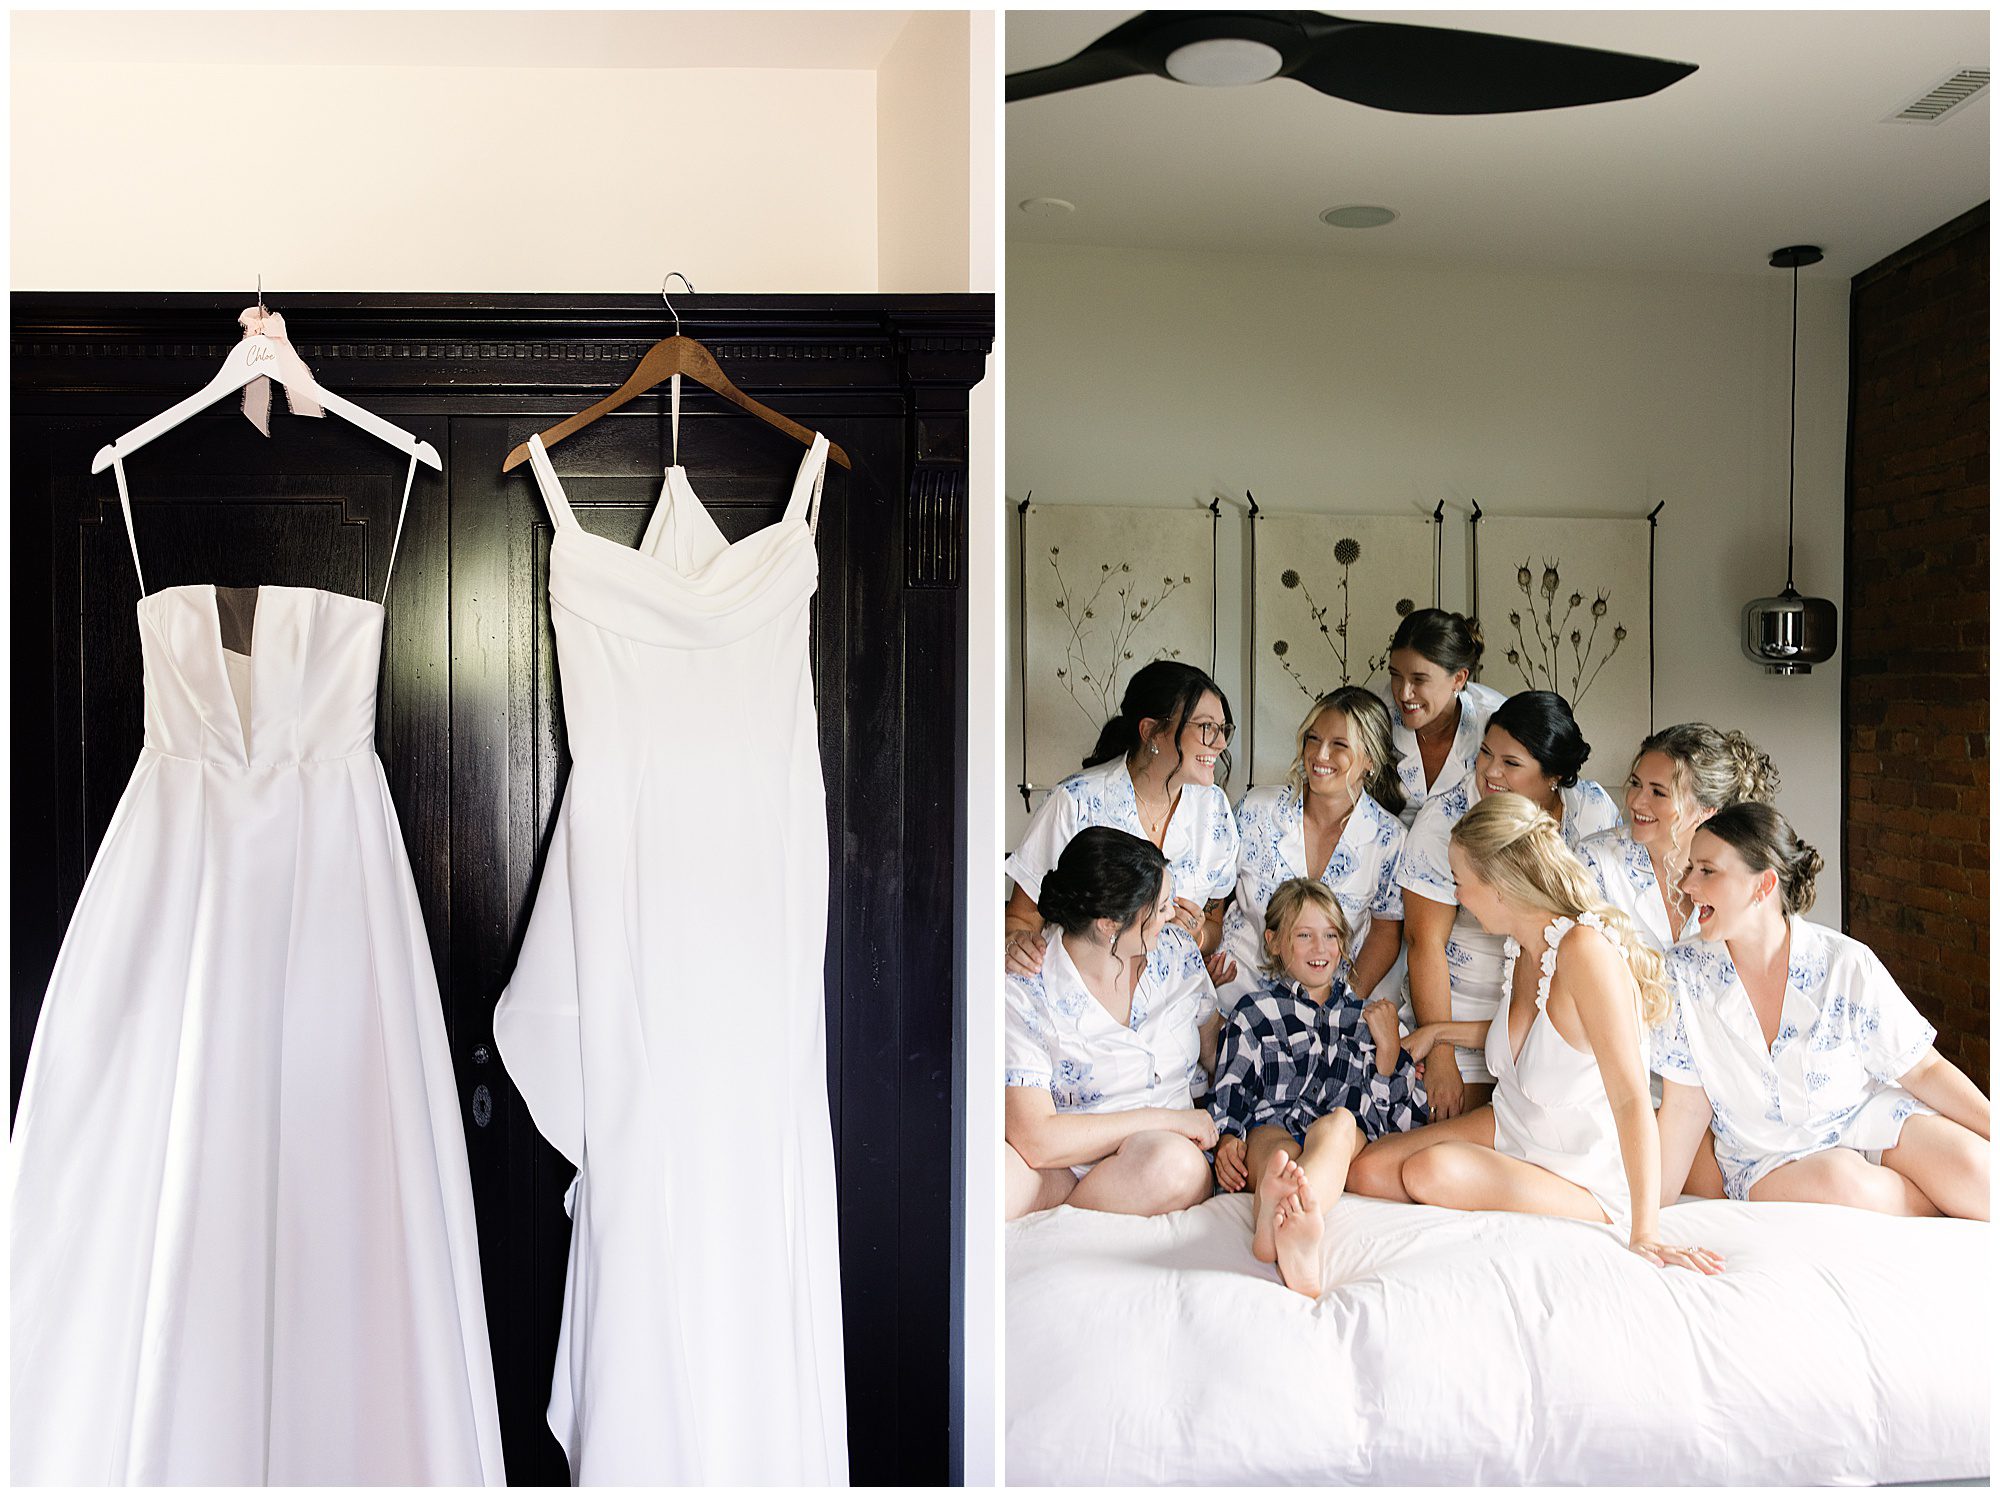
[{"left": 1006, "top": 1194, "right": 1990, "bottom": 1485}]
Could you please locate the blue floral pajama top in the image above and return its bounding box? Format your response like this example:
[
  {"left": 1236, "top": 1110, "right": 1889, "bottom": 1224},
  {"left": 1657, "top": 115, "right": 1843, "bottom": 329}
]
[
  {"left": 1005, "top": 923, "right": 1218, "bottom": 1114},
  {"left": 1006, "top": 756, "right": 1239, "bottom": 908},
  {"left": 1215, "top": 784, "right": 1404, "bottom": 1014},
  {"left": 1654, "top": 917, "right": 1938, "bottom": 1198}
]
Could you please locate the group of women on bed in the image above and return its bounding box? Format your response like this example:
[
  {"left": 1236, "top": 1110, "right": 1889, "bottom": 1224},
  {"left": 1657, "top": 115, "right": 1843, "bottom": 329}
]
[{"left": 1003, "top": 609, "right": 1992, "bottom": 1296}]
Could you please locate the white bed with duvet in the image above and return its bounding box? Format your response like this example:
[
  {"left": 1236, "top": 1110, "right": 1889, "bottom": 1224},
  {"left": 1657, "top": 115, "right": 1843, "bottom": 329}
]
[{"left": 1006, "top": 1193, "right": 1990, "bottom": 1485}]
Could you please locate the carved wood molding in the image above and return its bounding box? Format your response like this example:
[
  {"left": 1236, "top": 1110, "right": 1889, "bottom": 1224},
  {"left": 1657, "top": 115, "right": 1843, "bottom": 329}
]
[
  {"left": 906, "top": 466, "right": 965, "bottom": 590},
  {"left": 14, "top": 338, "right": 895, "bottom": 365},
  {"left": 13, "top": 293, "right": 993, "bottom": 400}
]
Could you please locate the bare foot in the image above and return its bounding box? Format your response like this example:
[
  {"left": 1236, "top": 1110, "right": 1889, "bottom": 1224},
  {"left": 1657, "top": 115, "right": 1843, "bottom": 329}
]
[
  {"left": 1273, "top": 1173, "right": 1325, "bottom": 1299},
  {"left": 1252, "top": 1149, "right": 1305, "bottom": 1264}
]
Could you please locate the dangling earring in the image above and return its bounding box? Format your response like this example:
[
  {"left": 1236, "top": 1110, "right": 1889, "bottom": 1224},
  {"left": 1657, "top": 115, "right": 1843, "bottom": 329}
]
[{"left": 1149, "top": 743, "right": 1161, "bottom": 756}]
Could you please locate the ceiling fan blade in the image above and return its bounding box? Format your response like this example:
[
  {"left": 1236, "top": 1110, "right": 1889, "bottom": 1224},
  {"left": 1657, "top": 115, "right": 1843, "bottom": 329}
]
[
  {"left": 1287, "top": 16, "right": 1697, "bottom": 114},
  {"left": 1008, "top": 12, "right": 1198, "bottom": 103},
  {"left": 1007, "top": 47, "right": 1152, "bottom": 103}
]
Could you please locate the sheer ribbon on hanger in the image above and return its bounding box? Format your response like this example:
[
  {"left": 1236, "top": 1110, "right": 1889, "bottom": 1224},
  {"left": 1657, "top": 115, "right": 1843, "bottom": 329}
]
[{"left": 235, "top": 306, "right": 325, "bottom": 435}]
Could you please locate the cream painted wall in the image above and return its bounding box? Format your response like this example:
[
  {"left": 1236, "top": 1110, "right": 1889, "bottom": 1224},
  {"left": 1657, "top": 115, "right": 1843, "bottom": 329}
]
[
  {"left": 1007, "top": 241, "right": 1851, "bottom": 913},
  {"left": 11, "top": 59, "right": 879, "bottom": 292},
  {"left": 967, "top": 13, "right": 996, "bottom": 297},
  {"left": 877, "top": 10, "right": 970, "bottom": 294},
  {"left": 12, "top": 11, "right": 984, "bottom": 293}
]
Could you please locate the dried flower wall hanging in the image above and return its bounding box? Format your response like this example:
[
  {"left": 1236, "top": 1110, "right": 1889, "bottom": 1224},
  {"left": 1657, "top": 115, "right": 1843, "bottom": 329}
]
[
  {"left": 1268, "top": 536, "right": 1394, "bottom": 698},
  {"left": 1503, "top": 556, "right": 1626, "bottom": 705},
  {"left": 1047, "top": 545, "right": 1195, "bottom": 726}
]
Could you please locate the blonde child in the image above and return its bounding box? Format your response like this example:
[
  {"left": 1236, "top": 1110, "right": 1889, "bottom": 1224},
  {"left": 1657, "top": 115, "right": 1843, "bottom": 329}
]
[{"left": 1209, "top": 878, "right": 1426, "bottom": 1297}]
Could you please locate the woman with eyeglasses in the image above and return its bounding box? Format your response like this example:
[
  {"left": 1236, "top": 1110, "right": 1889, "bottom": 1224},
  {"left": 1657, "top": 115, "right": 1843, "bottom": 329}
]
[{"left": 1006, "top": 660, "right": 1240, "bottom": 981}]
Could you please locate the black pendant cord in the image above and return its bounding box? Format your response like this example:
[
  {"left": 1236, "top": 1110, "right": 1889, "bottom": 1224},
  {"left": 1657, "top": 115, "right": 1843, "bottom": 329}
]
[{"left": 1786, "top": 262, "right": 1799, "bottom": 593}]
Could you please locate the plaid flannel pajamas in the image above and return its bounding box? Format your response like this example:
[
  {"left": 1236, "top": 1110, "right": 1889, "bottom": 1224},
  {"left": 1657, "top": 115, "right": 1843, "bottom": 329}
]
[{"left": 1208, "top": 977, "right": 1428, "bottom": 1143}]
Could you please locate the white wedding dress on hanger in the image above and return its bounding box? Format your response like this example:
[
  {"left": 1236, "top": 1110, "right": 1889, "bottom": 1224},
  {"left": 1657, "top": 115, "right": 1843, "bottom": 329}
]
[
  {"left": 495, "top": 433, "right": 848, "bottom": 1484},
  {"left": 8, "top": 454, "right": 504, "bottom": 1485}
]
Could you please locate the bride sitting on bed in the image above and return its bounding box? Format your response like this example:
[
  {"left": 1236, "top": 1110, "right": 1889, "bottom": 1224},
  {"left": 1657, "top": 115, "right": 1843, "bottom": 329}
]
[
  {"left": 1347, "top": 793, "right": 1722, "bottom": 1274},
  {"left": 1004, "top": 826, "right": 1223, "bottom": 1220}
]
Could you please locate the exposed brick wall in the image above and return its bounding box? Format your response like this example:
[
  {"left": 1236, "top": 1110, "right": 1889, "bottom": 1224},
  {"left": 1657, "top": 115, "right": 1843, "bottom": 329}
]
[{"left": 1844, "top": 203, "right": 1989, "bottom": 1090}]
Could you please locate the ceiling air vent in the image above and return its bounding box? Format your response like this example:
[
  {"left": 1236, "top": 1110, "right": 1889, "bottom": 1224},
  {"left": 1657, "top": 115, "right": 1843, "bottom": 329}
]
[{"left": 1886, "top": 68, "right": 1989, "bottom": 124}]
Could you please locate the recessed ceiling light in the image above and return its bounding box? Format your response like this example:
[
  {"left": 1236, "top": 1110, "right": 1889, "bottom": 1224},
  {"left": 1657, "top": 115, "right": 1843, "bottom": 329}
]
[
  {"left": 1320, "top": 205, "right": 1398, "bottom": 229},
  {"left": 1163, "top": 37, "right": 1284, "bottom": 87},
  {"left": 1018, "top": 197, "right": 1076, "bottom": 218}
]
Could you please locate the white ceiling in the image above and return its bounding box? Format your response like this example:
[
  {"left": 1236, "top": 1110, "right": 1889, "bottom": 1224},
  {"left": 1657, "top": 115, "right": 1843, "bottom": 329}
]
[
  {"left": 1006, "top": 9, "right": 1990, "bottom": 279},
  {"left": 11, "top": 10, "right": 917, "bottom": 72}
]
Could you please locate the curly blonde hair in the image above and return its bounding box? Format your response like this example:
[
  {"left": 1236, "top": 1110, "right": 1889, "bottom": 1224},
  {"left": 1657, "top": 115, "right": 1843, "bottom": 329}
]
[
  {"left": 1630, "top": 723, "right": 1779, "bottom": 890},
  {"left": 1450, "top": 792, "right": 1669, "bottom": 1026},
  {"left": 1261, "top": 878, "right": 1352, "bottom": 980}
]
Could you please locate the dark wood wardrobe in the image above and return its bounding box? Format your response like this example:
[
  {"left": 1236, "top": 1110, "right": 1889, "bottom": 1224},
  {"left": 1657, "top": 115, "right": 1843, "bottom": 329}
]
[{"left": 9, "top": 292, "right": 991, "bottom": 1485}]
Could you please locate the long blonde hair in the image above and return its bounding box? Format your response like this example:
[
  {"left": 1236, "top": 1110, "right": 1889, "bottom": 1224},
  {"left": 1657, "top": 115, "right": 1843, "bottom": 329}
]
[
  {"left": 1451, "top": 792, "right": 1669, "bottom": 1026},
  {"left": 1285, "top": 687, "right": 1406, "bottom": 816}
]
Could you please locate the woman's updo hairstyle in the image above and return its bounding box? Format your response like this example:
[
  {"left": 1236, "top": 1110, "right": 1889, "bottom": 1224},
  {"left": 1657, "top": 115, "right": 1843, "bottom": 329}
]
[
  {"left": 1389, "top": 607, "right": 1484, "bottom": 677},
  {"left": 1636, "top": 723, "right": 1780, "bottom": 811},
  {"left": 1083, "top": 659, "right": 1234, "bottom": 783},
  {"left": 1261, "top": 877, "right": 1353, "bottom": 979},
  {"left": 1288, "top": 686, "right": 1407, "bottom": 816},
  {"left": 1486, "top": 691, "right": 1591, "bottom": 787},
  {"left": 1035, "top": 826, "right": 1170, "bottom": 938},
  {"left": 1450, "top": 792, "right": 1668, "bottom": 1026},
  {"left": 1700, "top": 802, "right": 1822, "bottom": 917}
]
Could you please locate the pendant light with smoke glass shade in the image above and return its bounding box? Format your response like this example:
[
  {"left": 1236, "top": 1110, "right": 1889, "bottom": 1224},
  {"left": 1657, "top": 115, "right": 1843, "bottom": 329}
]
[{"left": 1743, "top": 245, "right": 1839, "bottom": 674}]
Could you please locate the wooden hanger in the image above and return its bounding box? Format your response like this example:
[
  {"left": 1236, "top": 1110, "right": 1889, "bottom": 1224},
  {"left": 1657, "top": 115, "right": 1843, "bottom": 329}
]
[
  {"left": 91, "top": 283, "right": 442, "bottom": 475},
  {"left": 501, "top": 277, "right": 850, "bottom": 473}
]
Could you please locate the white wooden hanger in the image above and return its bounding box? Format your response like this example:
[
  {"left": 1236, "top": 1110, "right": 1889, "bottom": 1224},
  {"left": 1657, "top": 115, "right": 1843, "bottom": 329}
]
[{"left": 89, "top": 289, "right": 442, "bottom": 474}]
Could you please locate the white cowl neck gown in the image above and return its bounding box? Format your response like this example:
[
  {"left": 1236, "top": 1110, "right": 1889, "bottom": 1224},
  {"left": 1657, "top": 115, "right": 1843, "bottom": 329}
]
[{"left": 495, "top": 434, "right": 849, "bottom": 1484}]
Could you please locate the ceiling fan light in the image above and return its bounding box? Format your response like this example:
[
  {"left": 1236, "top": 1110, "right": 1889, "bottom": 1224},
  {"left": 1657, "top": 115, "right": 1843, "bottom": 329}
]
[
  {"left": 1320, "top": 205, "right": 1398, "bottom": 229},
  {"left": 1163, "top": 37, "right": 1284, "bottom": 87}
]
